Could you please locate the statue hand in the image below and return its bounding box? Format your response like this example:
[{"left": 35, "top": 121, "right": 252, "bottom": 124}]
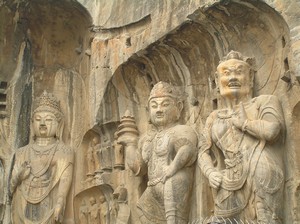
[
  {"left": 54, "top": 198, "right": 65, "bottom": 223},
  {"left": 232, "top": 102, "right": 248, "bottom": 130},
  {"left": 19, "top": 161, "right": 31, "bottom": 181},
  {"left": 117, "top": 134, "right": 138, "bottom": 147},
  {"left": 208, "top": 171, "right": 223, "bottom": 189},
  {"left": 161, "top": 166, "right": 175, "bottom": 183}
]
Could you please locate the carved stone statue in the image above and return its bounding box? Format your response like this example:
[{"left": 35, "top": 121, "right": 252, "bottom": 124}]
[
  {"left": 109, "top": 194, "right": 119, "bottom": 224},
  {"left": 79, "top": 200, "right": 88, "bottom": 224},
  {"left": 9, "top": 91, "right": 74, "bottom": 223},
  {"left": 99, "top": 195, "right": 109, "bottom": 224},
  {"left": 86, "top": 136, "right": 101, "bottom": 176},
  {"left": 99, "top": 136, "right": 112, "bottom": 173},
  {"left": 113, "top": 132, "right": 125, "bottom": 170},
  {"left": 118, "top": 81, "right": 198, "bottom": 224},
  {"left": 88, "top": 197, "right": 99, "bottom": 224},
  {"left": 86, "top": 139, "right": 95, "bottom": 177},
  {"left": 198, "top": 51, "right": 285, "bottom": 223}
]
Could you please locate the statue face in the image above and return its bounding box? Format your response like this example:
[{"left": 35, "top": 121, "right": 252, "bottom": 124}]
[
  {"left": 149, "top": 96, "right": 180, "bottom": 127},
  {"left": 32, "top": 111, "right": 58, "bottom": 138},
  {"left": 217, "top": 59, "right": 251, "bottom": 99}
]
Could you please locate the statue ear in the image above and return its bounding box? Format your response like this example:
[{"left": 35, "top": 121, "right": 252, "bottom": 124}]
[
  {"left": 177, "top": 101, "right": 183, "bottom": 113},
  {"left": 56, "top": 119, "right": 64, "bottom": 140},
  {"left": 214, "top": 72, "right": 220, "bottom": 93}
]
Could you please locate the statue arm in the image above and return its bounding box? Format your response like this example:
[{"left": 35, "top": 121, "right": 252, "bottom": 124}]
[
  {"left": 162, "top": 128, "right": 197, "bottom": 182},
  {"left": 125, "top": 140, "right": 146, "bottom": 176},
  {"left": 9, "top": 153, "right": 31, "bottom": 194},
  {"left": 234, "top": 96, "right": 284, "bottom": 142},
  {"left": 198, "top": 149, "right": 216, "bottom": 178},
  {"left": 243, "top": 117, "right": 281, "bottom": 142},
  {"left": 197, "top": 111, "right": 223, "bottom": 189},
  {"left": 54, "top": 160, "right": 73, "bottom": 222}
]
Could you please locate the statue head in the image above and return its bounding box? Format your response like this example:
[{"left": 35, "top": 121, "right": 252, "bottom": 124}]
[
  {"left": 89, "top": 197, "right": 96, "bottom": 205},
  {"left": 91, "top": 136, "right": 100, "bottom": 146},
  {"left": 148, "top": 81, "right": 184, "bottom": 128},
  {"left": 31, "top": 91, "right": 64, "bottom": 140},
  {"left": 99, "top": 195, "right": 106, "bottom": 203},
  {"left": 216, "top": 51, "right": 255, "bottom": 100}
]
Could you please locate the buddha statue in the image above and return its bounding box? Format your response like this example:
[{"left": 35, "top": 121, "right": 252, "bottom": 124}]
[{"left": 9, "top": 91, "right": 74, "bottom": 223}]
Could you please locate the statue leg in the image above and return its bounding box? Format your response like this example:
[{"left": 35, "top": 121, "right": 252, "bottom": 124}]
[{"left": 164, "top": 170, "right": 192, "bottom": 224}]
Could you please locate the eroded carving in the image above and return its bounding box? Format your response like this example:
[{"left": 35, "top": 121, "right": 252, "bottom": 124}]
[
  {"left": 198, "top": 51, "right": 285, "bottom": 223},
  {"left": 9, "top": 91, "right": 74, "bottom": 223},
  {"left": 99, "top": 194, "right": 109, "bottom": 224},
  {"left": 86, "top": 136, "right": 102, "bottom": 179},
  {"left": 79, "top": 199, "right": 89, "bottom": 224},
  {"left": 88, "top": 196, "right": 100, "bottom": 224},
  {"left": 117, "top": 82, "right": 198, "bottom": 223},
  {"left": 113, "top": 132, "right": 125, "bottom": 170},
  {"left": 99, "top": 136, "right": 113, "bottom": 173}
]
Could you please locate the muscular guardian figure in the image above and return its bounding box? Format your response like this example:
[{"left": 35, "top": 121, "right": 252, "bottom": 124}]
[{"left": 118, "top": 82, "right": 198, "bottom": 224}]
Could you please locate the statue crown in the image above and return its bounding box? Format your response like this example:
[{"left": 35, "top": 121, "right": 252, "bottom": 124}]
[
  {"left": 33, "top": 90, "right": 62, "bottom": 116},
  {"left": 220, "top": 50, "right": 255, "bottom": 68},
  {"left": 148, "top": 81, "right": 183, "bottom": 101}
]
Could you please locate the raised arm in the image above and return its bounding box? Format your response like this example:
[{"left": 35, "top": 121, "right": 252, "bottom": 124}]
[{"left": 232, "top": 96, "right": 284, "bottom": 142}]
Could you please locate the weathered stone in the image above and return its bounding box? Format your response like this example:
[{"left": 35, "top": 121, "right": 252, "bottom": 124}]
[{"left": 0, "top": 0, "right": 300, "bottom": 223}]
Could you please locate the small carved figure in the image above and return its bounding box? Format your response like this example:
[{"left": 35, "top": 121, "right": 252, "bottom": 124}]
[
  {"left": 79, "top": 200, "right": 88, "bottom": 224},
  {"left": 9, "top": 91, "right": 74, "bottom": 223},
  {"left": 86, "top": 139, "right": 95, "bottom": 177},
  {"left": 90, "top": 137, "right": 101, "bottom": 174},
  {"left": 118, "top": 82, "right": 198, "bottom": 223},
  {"left": 88, "top": 197, "right": 99, "bottom": 224},
  {"left": 99, "top": 195, "right": 109, "bottom": 224},
  {"left": 113, "top": 132, "right": 125, "bottom": 170},
  {"left": 198, "top": 51, "right": 285, "bottom": 223},
  {"left": 99, "top": 136, "right": 112, "bottom": 172},
  {"left": 109, "top": 194, "right": 119, "bottom": 224}
]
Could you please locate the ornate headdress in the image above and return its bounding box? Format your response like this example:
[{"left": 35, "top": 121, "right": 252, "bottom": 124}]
[
  {"left": 33, "top": 91, "right": 63, "bottom": 120},
  {"left": 219, "top": 50, "right": 255, "bottom": 69},
  {"left": 148, "top": 81, "right": 184, "bottom": 102}
]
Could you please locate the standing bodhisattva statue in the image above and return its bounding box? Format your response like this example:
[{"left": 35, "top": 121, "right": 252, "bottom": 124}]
[
  {"left": 198, "top": 51, "right": 285, "bottom": 223},
  {"left": 9, "top": 91, "right": 74, "bottom": 223},
  {"left": 118, "top": 81, "right": 198, "bottom": 224}
]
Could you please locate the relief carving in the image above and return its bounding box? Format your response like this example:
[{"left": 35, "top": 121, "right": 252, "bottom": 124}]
[
  {"left": 198, "top": 51, "right": 285, "bottom": 223},
  {"left": 117, "top": 82, "right": 198, "bottom": 223},
  {"left": 9, "top": 91, "right": 74, "bottom": 223},
  {"left": 88, "top": 196, "right": 100, "bottom": 224},
  {"left": 79, "top": 199, "right": 89, "bottom": 224},
  {"left": 86, "top": 136, "right": 102, "bottom": 179}
]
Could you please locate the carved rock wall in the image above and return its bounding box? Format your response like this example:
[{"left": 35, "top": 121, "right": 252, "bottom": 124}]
[{"left": 0, "top": 0, "right": 300, "bottom": 223}]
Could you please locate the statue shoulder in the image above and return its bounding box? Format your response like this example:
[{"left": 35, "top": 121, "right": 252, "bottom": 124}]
[
  {"left": 172, "top": 125, "right": 198, "bottom": 143},
  {"left": 173, "top": 124, "right": 195, "bottom": 133},
  {"left": 253, "top": 94, "right": 280, "bottom": 105},
  {"left": 57, "top": 142, "right": 74, "bottom": 156},
  {"left": 14, "top": 144, "right": 30, "bottom": 157}
]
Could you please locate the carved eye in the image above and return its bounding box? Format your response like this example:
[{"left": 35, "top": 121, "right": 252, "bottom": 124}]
[
  {"left": 162, "top": 102, "right": 170, "bottom": 107},
  {"left": 151, "top": 104, "right": 157, "bottom": 109},
  {"left": 223, "top": 70, "right": 229, "bottom": 76},
  {"left": 236, "top": 69, "right": 242, "bottom": 74}
]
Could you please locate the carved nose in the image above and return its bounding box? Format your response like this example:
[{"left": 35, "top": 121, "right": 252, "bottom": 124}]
[
  {"left": 229, "top": 75, "right": 238, "bottom": 81},
  {"left": 156, "top": 105, "right": 163, "bottom": 111}
]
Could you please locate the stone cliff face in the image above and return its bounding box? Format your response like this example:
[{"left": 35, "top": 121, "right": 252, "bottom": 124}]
[{"left": 0, "top": 0, "right": 300, "bottom": 223}]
